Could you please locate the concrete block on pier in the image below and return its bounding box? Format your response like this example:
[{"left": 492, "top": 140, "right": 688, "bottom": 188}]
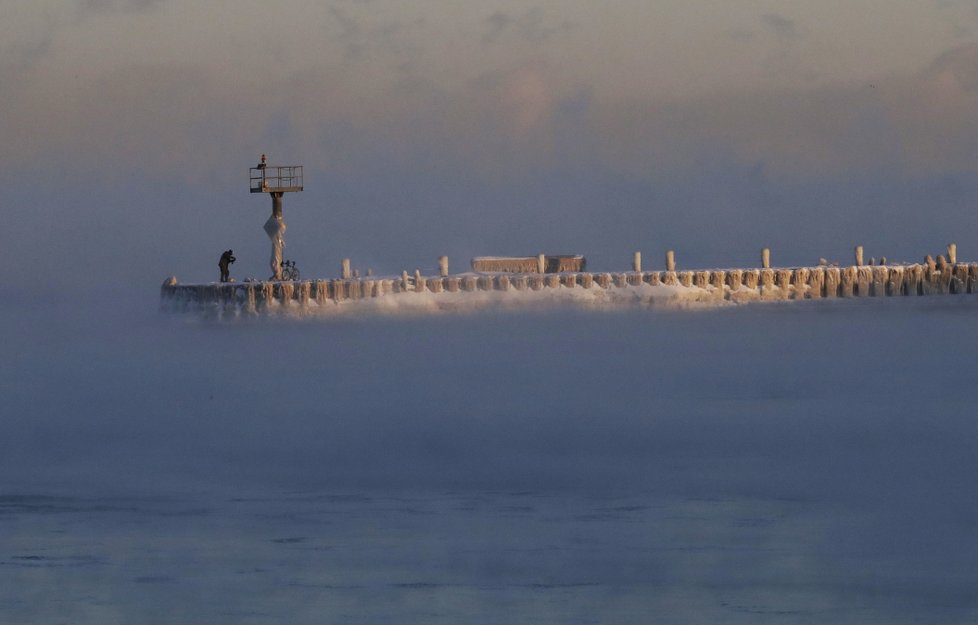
[
  {"left": 613, "top": 273, "right": 627, "bottom": 288},
  {"left": 562, "top": 274, "right": 578, "bottom": 288},
  {"left": 840, "top": 267, "right": 856, "bottom": 298},
  {"left": 952, "top": 264, "right": 968, "bottom": 294},
  {"left": 711, "top": 270, "right": 726, "bottom": 292},
  {"left": 331, "top": 279, "right": 346, "bottom": 301},
  {"left": 546, "top": 274, "right": 561, "bottom": 289},
  {"left": 581, "top": 273, "right": 594, "bottom": 289},
  {"left": 824, "top": 267, "right": 840, "bottom": 298},
  {"left": 246, "top": 284, "right": 257, "bottom": 313},
  {"left": 776, "top": 269, "right": 793, "bottom": 299},
  {"left": 968, "top": 263, "right": 978, "bottom": 293},
  {"left": 478, "top": 275, "right": 494, "bottom": 291},
  {"left": 299, "top": 281, "right": 311, "bottom": 306},
  {"left": 261, "top": 282, "right": 275, "bottom": 308},
  {"left": 427, "top": 277, "right": 443, "bottom": 293},
  {"left": 856, "top": 266, "right": 872, "bottom": 296},
  {"left": 886, "top": 267, "right": 905, "bottom": 296},
  {"left": 806, "top": 268, "right": 824, "bottom": 298},
  {"left": 726, "top": 269, "right": 743, "bottom": 291},
  {"left": 905, "top": 265, "right": 923, "bottom": 295},
  {"left": 871, "top": 267, "right": 888, "bottom": 296},
  {"left": 314, "top": 280, "right": 329, "bottom": 304},
  {"left": 461, "top": 276, "right": 477, "bottom": 291},
  {"left": 679, "top": 272, "right": 694, "bottom": 287},
  {"left": 596, "top": 273, "right": 612, "bottom": 288},
  {"left": 627, "top": 272, "right": 643, "bottom": 286},
  {"left": 694, "top": 271, "right": 710, "bottom": 289},
  {"left": 791, "top": 268, "right": 809, "bottom": 299},
  {"left": 759, "top": 269, "right": 777, "bottom": 300},
  {"left": 511, "top": 275, "right": 528, "bottom": 290},
  {"left": 742, "top": 269, "right": 760, "bottom": 290},
  {"left": 644, "top": 272, "right": 660, "bottom": 286},
  {"left": 529, "top": 275, "right": 544, "bottom": 290},
  {"left": 496, "top": 275, "right": 511, "bottom": 291}
]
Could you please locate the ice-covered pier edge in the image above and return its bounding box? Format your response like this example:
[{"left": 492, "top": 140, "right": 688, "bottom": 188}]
[{"left": 161, "top": 254, "right": 978, "bottom": 318}]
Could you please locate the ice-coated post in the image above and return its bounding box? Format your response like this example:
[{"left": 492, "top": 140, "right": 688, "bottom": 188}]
[
  {"left": 342, "top": 258, "right": 351, "bottom": 279},
  {"left": 537, "top": 254, "right": 546, "bottom": 273},
  {"left": 633, "top": 251, "right": 642, "bottom": 273},
  {"left": 762, "top": 248, "right": 771, "bottom": 269},
  {"left": 665, "top": 250, "right": 676, "bottom": 272},
  {"left": 948, "top": 243, "right": 957, "bottom": 264},
  {"left": 855, "top": 246, "right": 864, "bottom": 267},
  {"left": 439, "top": 256, "right": 449, "bottom": 277}
]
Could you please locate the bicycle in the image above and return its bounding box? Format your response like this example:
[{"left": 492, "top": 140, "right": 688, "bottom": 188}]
[{"left": 280, "top": 260, "right": 300, "bottom": 281}]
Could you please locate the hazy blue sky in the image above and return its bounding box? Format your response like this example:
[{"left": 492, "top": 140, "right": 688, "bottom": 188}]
[{"left": 6, "top": 0, "right": 978, "bottom": 287}]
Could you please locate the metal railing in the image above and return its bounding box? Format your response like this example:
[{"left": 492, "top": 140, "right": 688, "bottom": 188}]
[{"left": 250, "top": 165, "right": 303, "bottom": 193}]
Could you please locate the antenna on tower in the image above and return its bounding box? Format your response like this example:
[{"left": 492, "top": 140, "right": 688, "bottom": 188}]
[{"left": 250, "top": 155, "right": 303, "bottom": 280}]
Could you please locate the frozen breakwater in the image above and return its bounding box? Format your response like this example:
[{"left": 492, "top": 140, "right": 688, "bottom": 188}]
[{"left": 161, "top": 254, "right": 978, "bottom": 318}]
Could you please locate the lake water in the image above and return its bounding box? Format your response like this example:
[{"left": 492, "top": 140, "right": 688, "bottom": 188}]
[{"left": 3, "top": 291, "right": 978, "bottom": 624}]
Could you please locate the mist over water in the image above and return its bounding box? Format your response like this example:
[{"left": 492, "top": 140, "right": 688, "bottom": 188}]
[{"left": 3, "top": 292, "right": 978, "bottom": 623}]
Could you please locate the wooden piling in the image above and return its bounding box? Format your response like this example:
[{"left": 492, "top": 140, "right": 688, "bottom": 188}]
[
  {"left": 762, "top": 248, "right": 771, "bottom": 269},
  {"left": 537, "top": 254, "right": 546, "bottom": 274},
  {"left": 666, "top": 250, "right": 676, "bottom": 272},
  {"left": 948, "top": 243, "right": 957, "bottom": 265},
  {"left": 439, "top": 256, "right": 449, "bottom": 277},
  {"left": 342, "top": 258, "right": 351, "bottom": 280},
  {"left": 633, "top": 251, "right": 642, "bottom": 273},
  {"left": 855, "top": 246, "right": 864, "bottom": 267}
]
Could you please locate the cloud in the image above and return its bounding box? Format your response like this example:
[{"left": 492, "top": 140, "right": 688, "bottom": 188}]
[
  {"left": 76, "top": 0, "right": 166, "bottom": 17},
  {"left": 761, "top": 12, "right": 800, "bottom": 41},
  {"left": 482, "top": 7, "right": 571, "bottom": 46}
]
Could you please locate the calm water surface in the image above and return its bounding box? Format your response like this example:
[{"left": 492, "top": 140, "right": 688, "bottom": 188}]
[{"left": 2, "top": 293, "right": 978, "bottom": 624}]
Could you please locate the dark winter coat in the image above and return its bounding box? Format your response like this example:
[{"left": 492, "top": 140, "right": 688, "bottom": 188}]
[{"left": 218, "top": 250, "right": 236, "bottom": 270}]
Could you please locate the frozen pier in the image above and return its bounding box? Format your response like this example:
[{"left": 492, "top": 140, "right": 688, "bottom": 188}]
[{"left": 161, "top": 248, "right": 978, "bottom": 318}]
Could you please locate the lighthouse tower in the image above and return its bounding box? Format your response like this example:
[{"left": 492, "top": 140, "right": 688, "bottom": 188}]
[{"left": 250, "top": 154, "right": 303, "bottom": 280}]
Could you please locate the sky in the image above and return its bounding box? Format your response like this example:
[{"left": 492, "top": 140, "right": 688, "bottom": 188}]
[{"left": 6, "top": 0, "right": 978, "bottom": 288}]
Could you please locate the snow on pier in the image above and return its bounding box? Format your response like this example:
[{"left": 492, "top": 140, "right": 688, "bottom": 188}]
[{"left": 161, "top": 252, "right": 978, "bottom": 319}]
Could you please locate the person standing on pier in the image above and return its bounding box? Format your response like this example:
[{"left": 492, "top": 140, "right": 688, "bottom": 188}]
[{"left": 218, "top": 249, "right": 236, "bottom": 282}]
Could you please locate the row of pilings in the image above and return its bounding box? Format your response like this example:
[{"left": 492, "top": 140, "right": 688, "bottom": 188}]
[{"left": 161, "top": 259, "right": 978, "bottom": 316}]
